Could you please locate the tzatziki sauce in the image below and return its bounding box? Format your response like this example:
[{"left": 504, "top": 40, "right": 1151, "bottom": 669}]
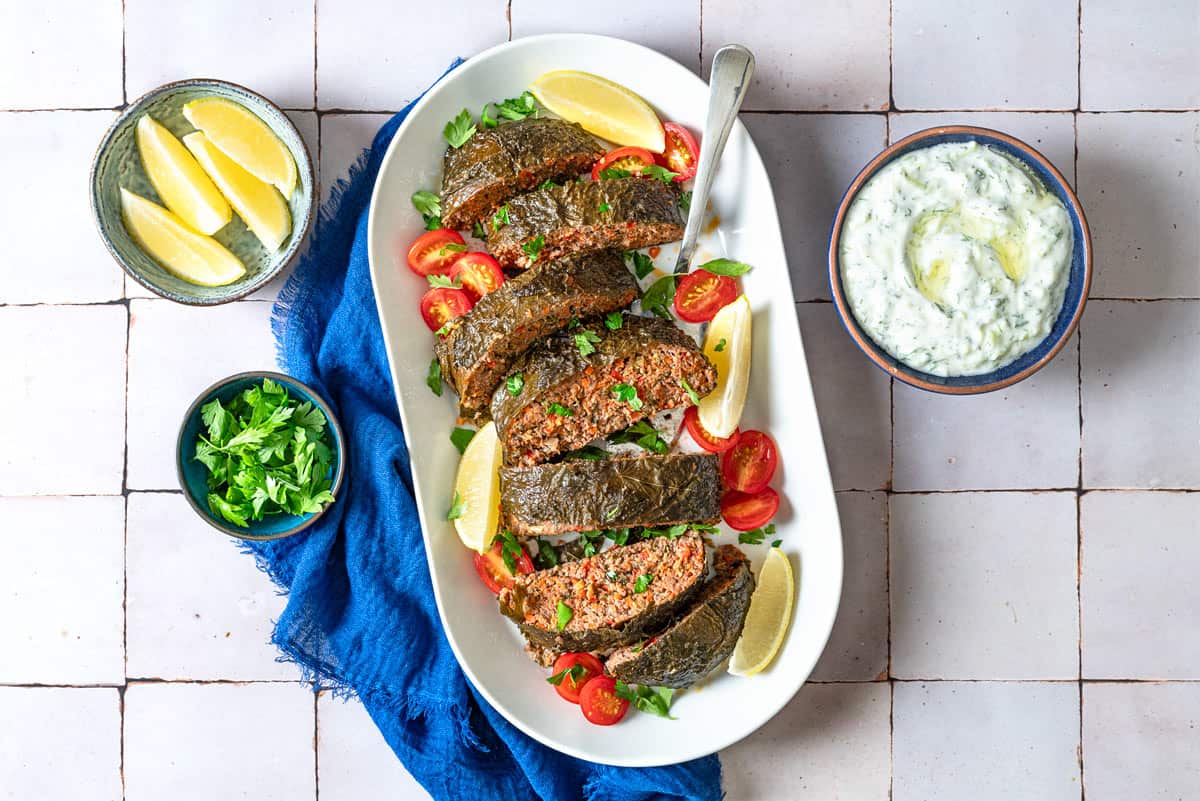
[{"left": 839, "top": 141, "right": 1072, "bottom": 376}]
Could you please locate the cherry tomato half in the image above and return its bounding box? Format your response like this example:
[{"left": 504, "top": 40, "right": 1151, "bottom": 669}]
[
  {"left": 660, "top": 122, "right": 700, "bottom": 182},
  {"left": 721, "top": 487, "right": 780, "bottom": 531},
  {"left": 579, "top": 675, "right": 630, "bottom": 726},
  {"left": 450, "top": 252, "right": 505, "bottom": 301},
  {"left": 550, "top": 653, "right": 605, "bottom": 704},
  {"left": 721, "top": 430, "right": 778, "bottom": 493},
  {"left": 473, "top": 539, "right": 534, "bottom": 595},
  {"left": 406, "top": 229, "right": 467, "bottom": 277},
  {"left": 591, "top": 146, "right": 657, "bottom": 181},
  {"left": 683, "top": 406, "right": 740, "bottom": 453},
  {"left": 420, "top": 286, "right": 473, "bottom": 332},
  {"left": 674, "top": 269, "right": 738, "bottom": 323}
]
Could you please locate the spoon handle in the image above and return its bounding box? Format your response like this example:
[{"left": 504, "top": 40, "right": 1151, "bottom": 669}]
[{"left": 674, "top": 44, "right": 756, "bottom": 274}]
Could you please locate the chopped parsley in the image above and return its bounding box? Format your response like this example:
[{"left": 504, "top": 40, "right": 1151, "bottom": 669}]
[
  {"left": 604, "top": 312, "right": 624, "bottom": 330},
  {"left": 522, "top": 235, "right": 545, "bottom": 263},
  {"left": 604, "top": 506, "right": 620, "bottom": 521},
  {"left": 491, "top": 204, "right": 510, "bottom": 231},
  {"left": 609, "top": 420, "right": 668, "bottom": 454},
  {"left": 680, "top": 378, "right": 700, "bottom": 405},
  {"left": 641, "top": 164, "right": 679, "bottom": 184},
  {"left": 608, "top": 528, "right": 630, "bottom": 546},
  {"left": 426, "top": 358, "right": 443, "bottom": 396},
  {"left": 714, "top": 338, "right": 727, "bottom": 352},
  {"left": 546, "top": 402, "right": 574, "bottom": 417},
  {"left": 678, "top": 190, "right": 692, "bottom": 214},
  {"left": 479, "top": 103, "right": 498, "bottom": 129},
  {"left": 446, "top": 491, "right": 465, "bottom": 520},
  {"left": 625, "top": 250, "right": 656, "bottom": 280},
  {"left": 610, "top": 383, "right": 643, "bottom": 411},
  {"left": 434, "top": 320, "right": 453, "bottom": 337},
  {"left": 698, "top": 258, "right": 753, "bottom": 277},
  {"left": 633, "top": 573, "right": 654, "bottom": 593},
  {"left": 738, "top": 523, "right": 777, "bottom": 546},
  {"left": 556, "top": 601, "right": 573, "bottom": 631},
  {"left": 614, "top": 681, "right": 676, "bottom": 719},
  {"left": 533, "top": 539, "right": 560, "bottom": 570},
  {"left": 443, "top": 109, "right": 475, "bottom": 148},
  {"left": 641, "top": 274, "right": 677, "bottom": 319},
  {"left": 495, "top": 91, "right": 538, "bottom": 121},
  {"left": 449, "top": 427, "right": 476, "bottom": 454},
  {"left": 598, "top": 201, "right": 611, "bottom": 213},
  {"left": 578, "top": 529, "right": 605, "bottom": 557},
  {"left": 644, "top": 523, "right": 689, "bottom": 540},
  {"left": 426, "top": 273, "right": 460, "bottom": 288},
  {"left": 411, "top": 190, "right": 441, "bottom": 229},
  {"left": 492, "top": 530, "right": 523, "bottom": 573},
  {"left": 568, "top": 316, "right": 580, "bottom": 329},
  {"left": 506, "top": 373, "right": 524, "bottom": 396},
  {"left": 437, "top": 242, "right": 467, "bottom": 259},
  {"left": 537, "top": 179, "right": 558, "bottom": 191},
  {"left": 771, "top": 539, "right": 782, "bottom": 548},
  {"left": 574, "top": 329, "right": 602, "bottom": 357},
  {"left": 546, "top": 664, "right": 586, "bottom": 688},
  {"left": 598, "top": 167, "right": 632, "bottom": 180},
  {"left": 564, "top": 445, "right": 609, "bottom": 461},
  {"left": 472, "top": 221, "right": 486, "bottom": 238}
]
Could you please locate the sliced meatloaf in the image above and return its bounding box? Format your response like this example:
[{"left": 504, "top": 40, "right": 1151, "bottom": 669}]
[
  {"left": 606, "top": 545, "right": 755, "bottom": 688},
  {"left": 434, "top": 251, "right": 638, "bottom": 422},
  {"left": 440, "top": 118, "right": 603, "bottom": 230},
  {"left": 499, "top": 533, "right": 706, "bottom": 652},
  {"left": 486, "top": 177, "right": 684, "bottom": 268},
  {"left": 499, "top": 453, "right": 722, "bottom": 537},
  {"left": 492, "top": 314, "right": 716, "bottom": 465}
]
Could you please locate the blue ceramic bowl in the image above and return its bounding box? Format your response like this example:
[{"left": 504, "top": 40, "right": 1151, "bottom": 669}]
[
  {"left": 91, "top": 79, "right": 315, "bottom": 305},
  {"left": 176, "top": 371, "right": 345, "bottom": 541},
  {"left": 828, "top": 125, "right": 1092, "bottom": 394}
]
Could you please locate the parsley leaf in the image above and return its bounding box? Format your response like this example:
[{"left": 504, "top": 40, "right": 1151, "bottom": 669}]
[
  {"left": 564, "top": 445, "right": 610, "bottom": 461},
  {"left": 450, "top": 427, "right": 476, "bottom": 454},
  {"left": 609, "top": 420, "right": 668, "bottom": 454},
  {"left": 434, "top": 320, "right": 454, "bottom": 337},
  {"left": 715, "top": 338, "right": 727, "bottom": 353},
  {"left": 598, "top": 202, "right": 611, "bottom": 213},
  {"left": 678, "top": 190, "right": 692, "bottom": 214},
  {"left": 608, "top": 528, "right": 630, "bottom": 546},
  {"left": 574, "top": 329, "right": 602, "bottom": 357},
  {"left": 771, "top": 539, "right": 782, "bottom": 548},
  {"left": 443, "top": 109, "right": 475, "bottom": 148},
  {"left": 411, "top": 190, "right": 442, "bottom": 229},
  {"left": 680, "top": 378, "right": 700, "bottom": 406},
  {"left": 495, "top": 91, "right": 538, "bottom": 121},
  {"left": 738, "top": 523, "right": 776, "bottom": 545},
  {"left": 506, "top": 373, "right": 524, "bottom": 396},
  {"left": 598, "top": 167, "right": 632, "bottom": 180},
  {"left": 437, "top": 242, "right": 467, "bottom": 259},
  {"left": 446, "top": 491, "right": 466, "bottom": 520},
  {"left": 426, "top": 274, "right": 460, "bottom": 289},
  {"left": 698, "top": 258, "right": 753, "bottom": 277},
  {"left": 426, "top": 359, "right": 443, "bottom": 396},
  {"left": 644, "top": 523, "right": 690, "bottom": 539},
  {"left": 491, "top": 204, "right": 510, "bottom": 231},
  {"left": 492, "top": 531, "right": 523, "bottom": 574},
  {"left": 472, "top": 221, "right": 486, "bottom": 238},
  {"left": 641, "top": 164, "right": 679, "bottom": 184},
  {"left": 625, "top": 250, "right": 655, "bottom": 280},
  {"left": 604, "top": 312, "right": 623, "bottom": 330},
  {"left": 614, "top": 681, "right": 676, "bottom": 719},
  {"left": 641, "top": 274, "right": 677, "bottom": 318},
  {"left": 533, "top": 539, "right": 560, "bottom": 569},
  {"left": 479, "top": 103, "right": 498, "bottom": 129},
  {"left": 546, "top": 402, "right": 574, "bottom": 417},
  {"left": 522, "top": 235, "right": 545, "bottom": 264},
  {"left": 537, "top": 179, "right": 558, "bottom": 191},
  {"left": 610, "top": 383, "right": 643, "bottom": 411},
  {"left": 634, "top": 573, "right": 654, "bottom": 593},
  {"left": 546, "top": 664, "right": 586, "bottom": 688},
  {"left": 556, "top": 601, "right": 573, "bottom": 631}
]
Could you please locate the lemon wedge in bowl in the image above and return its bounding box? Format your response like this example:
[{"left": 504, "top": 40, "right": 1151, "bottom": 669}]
[
  {"left": 135, "top": 115, "right": 231, "bottom": 236},
  {"left": 452, "top": 421, "right": 502, "bottom": 553},
  {"left": 530, "top": 70, "right": 665, "bottom": 152},
  {"left": 183, "top": 98, "right": 298, "bottom": 197},
  {"left": 729, "top": 547, "right": 795, "bottom": 677},
  {"left": 120, "top": 188, "right": 246, "bottom": 287},
  {"left": 184, "top": 132, "right": 292, "bottom": 252},
  {"left": 698, "top": 294, "right": 752, "bottom": 438}
]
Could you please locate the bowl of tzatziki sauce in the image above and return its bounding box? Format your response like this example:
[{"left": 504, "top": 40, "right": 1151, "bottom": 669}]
[{"left": 828, "top": 126, "right": 1091, "bottom": 394}]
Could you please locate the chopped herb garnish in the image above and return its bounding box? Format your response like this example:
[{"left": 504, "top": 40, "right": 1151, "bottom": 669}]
[
  {"left": 598, "top": 202, "right": 611, "bottom": 213},
  {"left": 574, "top": 329, "right": 602, "bottom": 357},
  {"left": 450, "top": 427, "right": 476, "bottom": 454},
  {"left": 546, "top": 402, "right": 574, "bottom": 417},
  {"left": 609, "top": 420, "right": 668, "bottom": 454},
  {"left": 641, "top": 274, "right": 677, "bottom": 318},
  {"left": 605, "top": 506, "right": 620, "bottom": 521},
  {"left": 522, "top": 235, "right": 545, "bottom": 263},
  {"left": 506, "top": 373, "right": 524, "bottom": 396},
  {"left": 634, "top": 573, "right": 654, "bottom": 593},
  {"left": 434, "top": 320, "right": 453, "bottom": 337},
  {"left": 698, "top": 258, "right": 753, "bottom": 277},
  {"left": 426, "top": 358, "right": 443, "bottom": 396},
  {"left": 738, "top": 522, "right": 776, "bottom": 545},
  {"left": 625, "top": 250, "right": 656, "bottom": 280},
  {"left": 479, "top": 103, "right": 498, "bottom": 129},
  {"left": 614, "top": 681, "right": 676, "bottom": 719},
  {"left": 546, "top": 664, "right": 586, "bottom": 688},
  {"left": 443, "top": 109, "right": 475, "bottom": 148},
  {"left": 495, "top": 91, "right": 538, "bottom": 121},
  {"left": 641, "top": 164, "right": 679, "bottom": 184},
  {"left": 426, "top": 273, "right": 460, "bottom": 288},
  {"left": 608, "top": 528, "right": 630, "bottom": 546},
  {"left": 610, "top": 383, "right": 643, "bottom": 411},
  {"left": 446, "top": 491, "right": 465, "bottom": 520},
  {"left": 472, "top": 220, "right": 486, "bottom": 238},
  {"left": 715, "top": 338, "right": 727, "bottom": 352},
  {"left": 568, "top": 316, "right": 580, "bottom": 329},
  {"left": 438, "top": 242, "right": 468, "bottom": 259},
  {"left": 491, "top": 204, "right": 510, "bottom": 231},
  {"left": 771, "top": 539, "right": 782, "bottom": 548},
  {"left": 579, "top": 529, "right": 604, "bottom": 557},
  {"left": 533, "top": 539, "right": 560, "bottom": 570},
  {"left": 411, "top": 190, "right": 442, "bottom": 229},
  {"left": 630, "top": 640, "right": 645, "bottom": 653},
  {"left": 645, "top": 523, "right": 689, "bottom": 540},
  {"left": 492, "top": 530, "right": 523, "bottom": 574},
  {"left": 537, "top": 179, "right": 558, "bottom": 191},
  {"left": 564, "top": 445, "right": 610, "bottom": 461},
  {"left": 678, "top": 190, "right": 692, "bottom": 214},
  {"left": 604, "top": 312, "right": 623, "bottom": 330},
  {"left": 556, "top": 601, "right": 573, "bottom": 631},
  {"left": 680, "top": 378, "right": 700, "bottom": 406},
  {"left": 598, "top": 167, "right": 632, "bottom": 180}
]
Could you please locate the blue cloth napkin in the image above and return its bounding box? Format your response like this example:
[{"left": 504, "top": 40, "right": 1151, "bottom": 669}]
[{"left": 249, "top": 61, "right": 723, "bottom": 801}]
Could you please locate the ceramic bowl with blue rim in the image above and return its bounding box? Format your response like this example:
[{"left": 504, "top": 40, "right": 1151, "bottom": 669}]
[
  {"left": 827, "top": 125, "right": 1092, "bottom": 394},
  {"left": 176, "top": 371, "right": 344, "bottom": 541},
  {"left": 90, "top": 78, "right": 315, "bottom": 305}
]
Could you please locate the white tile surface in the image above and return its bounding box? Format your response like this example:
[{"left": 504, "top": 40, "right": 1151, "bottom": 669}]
[
  {"left": 124, "top": 682, "right": 315, "bottom": 801},
  {"left": 891, "top": 492, "right": 1079, "bottom": 679},
  {"left": 1083, "top": 682, "right": 1200, "bottom": 801},
  {"left": 796, "top": 303, "right": 892, "bottom": 491},
  {"left": 1081, "top": 0, "right": 1200, "bottom": 110},
  {"left": 0, "top": 0, "right": 123, "bottom": 109},
  {"left": 1077, "top": 113, "right": 1200, "bottom": 298},
  {"left": 317, "top": 0, "right": 508, "bottom": 110},
  {"left": 318, "top": 693, "right": 433, "bottom": 801},
  {"left": 893, "top": 0, "right": 1079, "bottom": 110},
  {"left": 0, "top": 497, "right": 125, "bottom": 685},
  {"left": 893, "top": 338, "right": 1080, "bottom": 491},
  {"left": 319, "top": 114, "right": 393, "bottom": 205},
  {"left": 1081, "top": 491, "right": 1200, "bottom": 679},
  {"left": 126, "top": 299, "right": 277, "bottom": 489},
  {"left": 1081, "top": 301, "right": 1200, "bottom": 488},
  {"left": 0, "top": 305, "right": 127, "bottom": 495},
  {"left": 894, "top": 681, "right": 1081, "bottom": 801},
  {"left": 889, "top": 111, "right": 1077, "bottom": 181},
  {"left": 721, "top": 682, "right": 891, "bottom": 800},
  {"left": 743, "top": 113, "right": 887, "bottom": 301},
  {"left": 0, "top": 687, "right": 122, "bottom": 801},
  {"left": 126, "top": 492, "right": 300, "bottom": 681},
  {"left": 125, "top": 0, "right": 316, "bottom": 109},
  {"left": 0, "top": 111, "right": 124, "bottom": 304},
  {"left": 702, "top": 0, "right": 891, "bottom": 111}
]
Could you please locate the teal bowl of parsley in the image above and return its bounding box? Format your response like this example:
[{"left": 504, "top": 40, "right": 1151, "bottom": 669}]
[{"left": 176, "top": 371, "right": 345, "bottom": 540}]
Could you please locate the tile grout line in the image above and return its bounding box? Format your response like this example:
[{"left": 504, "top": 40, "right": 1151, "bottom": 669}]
[
  {"left": 1074, "top": 1, "right": 1086, "bottom": 780},
  {"left": 313, "top": 0, "right": 319, "bottom": 111},
  {"left": 886, "top": 6, "right": 895, "bottom": 794}
]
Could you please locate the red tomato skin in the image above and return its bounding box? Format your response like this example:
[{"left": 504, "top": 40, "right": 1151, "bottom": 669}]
[
  {"left": 674, "top": 270, "right": 738, "bottom": 323},
  {"left": 683, "top": 406, "right": 739, "bottom": 453},
  {"left": 579, "top": 676, "right": 630, "bottom": 726},
  {"left": 721, "top": 488, "right": 780, "bottom": 531},
  {"left": 591, "top": 146, "right": 656, "bottom": 181},
  {"left": 473, "top": 540, "right": 534, "bottom": 595},
  {"left": 550, "top": 653, "right": 605, "bottom": 704},
  {"left": 721, "top": 430, "right": 779, "bottom": 493},
  {"left": 661, "top": 122, "right": 700, "bottom": 182},
  {"left": 406, "top": 229, "right": 467, "bottom": 277},
  {"left": 420, "top": 287, "right": 473, "bottom": 332},
  {"left": 450, "top": 252, "right": 505, "bottom": 301}
]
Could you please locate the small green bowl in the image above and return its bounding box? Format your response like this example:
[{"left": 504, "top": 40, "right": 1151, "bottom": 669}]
[{"left": 90, "top": 79, "right": 315, "bottom": 305}]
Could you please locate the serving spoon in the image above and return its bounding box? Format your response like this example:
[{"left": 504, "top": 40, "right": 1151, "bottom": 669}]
[{"left": 674, "top": 44, "right": 756, "bottom": 275}]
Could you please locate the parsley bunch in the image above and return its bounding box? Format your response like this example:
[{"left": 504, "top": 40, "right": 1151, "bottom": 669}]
[{"left": 193, "top": 379, "right": 336, "bottom": 527}]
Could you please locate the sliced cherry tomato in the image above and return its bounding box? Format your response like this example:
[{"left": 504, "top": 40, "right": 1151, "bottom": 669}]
[
  {"left": 674, "top": 269, "right": 738, "bottom": 323},
  {"left": 721, "top": 430, "right": 778, "bottom": 493},
  {"left": 549, "top": 653, "right": 605, "bottom": 704},
  {"left": 406, "top": 229, "right": 467, "bottom": 277},
  {"left": 473, "top": 539, "right": 534, "bottom": 595},
  {"left": 420, "top": 286, "right": 473, "bottom": 332},
  {"left": 683, "top": 406, "right": 740, "bottom": 453},
  {"left": 579, "top": 675, "right": 630, "bottom": 726},
  {"left": 450, "top": 252, "right": 505, "bottom": 301},
  {"left": 660, "top": 122, "right": 699, "bottom": 182},
  {"left": 591, "top": 146, "right": 656, "bottom": 181},
  {"left": 721, "top": 487, "right": 780, "bottom": 531}
]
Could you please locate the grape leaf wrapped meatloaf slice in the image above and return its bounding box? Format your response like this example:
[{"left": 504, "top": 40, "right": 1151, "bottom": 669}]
[
  {"left": 440, "top": 118, "right": 604, "bottom": 230},
  {"left": 499, "top": 533, "right": 707, "bottom": 652},
  {"left": 498, "top": 453, "right": 722, "bottom": 537},
  {"left": 606, "top": 544, "right": 755, "bottom": 688},
  {"left": 486, "top": 177, "right": 684, "bottom": 269},
  {"left": 434, "top": 251, "right": 638, "bottom": 422},
  {"left": 492, "top": 314, "right": 716, "bottom": 466}
]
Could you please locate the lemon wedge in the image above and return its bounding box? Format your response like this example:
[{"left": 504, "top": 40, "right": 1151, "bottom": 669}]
[
  {"left": 698, "top": 294, "right": 751, "bottom": 438},
  {"left": 184, "top": 132, "right": 292, "bottom": 252},
  {"left": 183, "top": 98, "right": 298, "bottom": 197},
  {"left": 452, "top": 421, "right": 502, "bottom": 553},
  {"left": 729, "top": 548, "right": 795, "bottom": 677},
  {"left": 135, "top": 115, "right": 231, "bottom": 236},
  {"left": 530, "top": 70, "right": 665, "bottom": 152},
  {"left": 120, "top": 188, "right": 246, "bottom": 287}
]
